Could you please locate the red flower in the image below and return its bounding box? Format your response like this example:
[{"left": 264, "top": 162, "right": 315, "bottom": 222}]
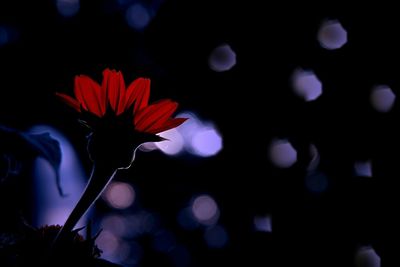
[{"left": 56, "top": 69, "right": 186, "bottom": 134}]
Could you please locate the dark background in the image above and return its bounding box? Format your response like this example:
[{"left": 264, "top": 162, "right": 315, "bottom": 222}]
[{"left": 1, "top": 1, "right": 399, "bottom": 266}]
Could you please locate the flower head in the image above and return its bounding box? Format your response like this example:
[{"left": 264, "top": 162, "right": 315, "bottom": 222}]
[
  {"left": 56, "top": 68, "right": 186, "bottom": 135},
  {"left": 57, "top": 69, "right": 187, "bottom": 167}
]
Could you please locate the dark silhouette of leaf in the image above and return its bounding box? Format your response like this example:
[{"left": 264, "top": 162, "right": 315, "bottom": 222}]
[{"left": 0, "top": 125, "right": 63, "bottom": 195}]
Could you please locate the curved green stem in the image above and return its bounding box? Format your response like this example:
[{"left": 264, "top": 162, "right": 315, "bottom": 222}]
[{"left": 53, "top": 163, "right": 117, "bottom": 245}]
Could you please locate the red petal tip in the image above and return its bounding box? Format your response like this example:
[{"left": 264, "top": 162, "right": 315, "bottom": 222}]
[{"left": 56, "top": 92, "right": 81, "bottom": 112}]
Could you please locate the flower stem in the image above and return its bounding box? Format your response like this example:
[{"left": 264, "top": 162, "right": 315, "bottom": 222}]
[{"left": 53, "top": 163, "right": 117, "bottom": 245}]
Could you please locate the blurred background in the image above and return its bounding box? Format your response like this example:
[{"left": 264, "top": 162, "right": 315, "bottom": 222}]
[{"left": 1, "top": 1, "right": 400, "bottom": 266}]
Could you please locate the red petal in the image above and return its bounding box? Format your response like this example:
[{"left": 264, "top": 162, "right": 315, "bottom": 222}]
[
  {"left": 74, "top": 75, "right": 104, "bottom": 117},
  {"left": 148, "top": 118, "right": 188, "bottom": 134},
  {"left": 134, "top": 99, "right": 178, "bottom": 132},
  {"left": 125, "top": 78, "right": 150, "bottom": 113},
  {"left": 102, "top": 69, "right": 126, "bottom": 115},
  {"left": 56, "top": 93, "right": 81, "bottom": 112}
]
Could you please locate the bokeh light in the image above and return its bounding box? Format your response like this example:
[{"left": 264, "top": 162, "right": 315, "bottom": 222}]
[
  {"left": 103, "top": 182, "right": 135, "bottom": 209},
  {"left": 268, "top": 139, "right": 297, "bottom": 168},
  {"left": 355, "top": 246, "right": 381, "bottom": 267},
  {"left": 191, "top": 127, "right": 223, "bottom": 157},
  {"left": 96, "top": 230, "right": 120, "bottom": 259},
  {"left": 370, "top": 85, "right": 396, "bottom": 113},
  {"left": 191, "top": 195, "right": 220, "bottom": 225},
  {"left": 101, "top": 214, "right": 128, "bottom": 237},
  {"left": 126, "top": 4, "right": 151, "bottom": 31},
  {"left": 139, "top": 141, "right": 158, "bottom": 152},
  {"left": 176, "top": 112, "right": 203, "bottom": 140},
  {"left": 253, "top": 215, "right": 272, "bottom": 232},
  {"left": 354, "top": 160, "right": 372, "bottom": 177},
  {"left": 204, "top": 225, "right": 229, "bottom": 248},
  {"left": 292, "top": 68, "right": 323, "bottom": 101},
  {"left": 305, "top": 171, "right": 329, "bottom": 193},
  {"left": 143, "top": 111, "right": 223, "bottom": 157},
  {"left": 155, "top": 129, "right": 185, "bottom": 155},
  {"left": 208, "top": 44, "right": 237, "bottom": 72},
  {"left": 179, "top": 112, "right": 223, "bottom": 157},
  {"left": 317, "top": 19, "right": 348, "bottom": 50},
  {"left": 56, "top": 0, "right": 80, "bottom": 17},
  {"left": 96, "top": 229, "right": 142, "bottom": 265}
]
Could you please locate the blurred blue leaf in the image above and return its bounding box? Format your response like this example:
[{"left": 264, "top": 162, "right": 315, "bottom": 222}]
[{"left": 0, "top": 125, "right": 63, "bottom": 195}]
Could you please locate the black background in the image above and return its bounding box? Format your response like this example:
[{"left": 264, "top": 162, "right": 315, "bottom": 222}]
[{"left": 1, "top": 1, "right": 400, "bottom": 266}]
